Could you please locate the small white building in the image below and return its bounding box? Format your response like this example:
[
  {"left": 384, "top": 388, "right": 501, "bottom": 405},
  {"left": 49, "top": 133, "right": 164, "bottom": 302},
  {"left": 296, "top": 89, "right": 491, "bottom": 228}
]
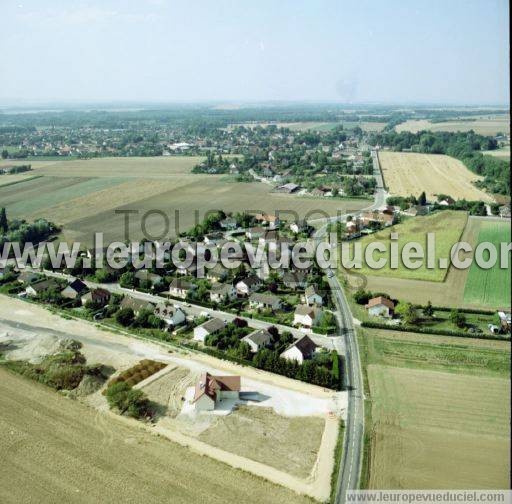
[
  {"left": 154, "top": 303, "right": 187, "bottom": 327},
  {"left": 169, "top": 278, "right": 196, "bottom": 299},
  {"left": 365, "top": 296, "right": 395, "bottom": 318},
  {"left": 242, "top": 328, "right": 273, "bottom": 353},
  {"left": 61, "top": 278, "right": 88, "bottom": 300},
  {"left": 280, "top": 335, "right": 318, "bottom": 364},
  {"left": 293, "top": 304, "right": 323, "bottom": 329},
  {"left": 193, "top": 317, "right": 226, "bottom": 342},
  {"left": 191, "top": 372, "right": 241, "bottom": 411},
  {"left": 236, "top": 276, "right": 262, "bottom": 296}
]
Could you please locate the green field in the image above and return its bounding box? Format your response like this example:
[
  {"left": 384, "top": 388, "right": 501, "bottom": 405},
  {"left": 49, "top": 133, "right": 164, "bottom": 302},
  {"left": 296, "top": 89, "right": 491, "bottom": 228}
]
[
  {"left": 343, "top": 211, "right": 468, "bottom": 282},
  {"left": 463, "top": 221, "right": 511, "bottom": 308},
  {"left": 359, "top": 328, "right": 510, "bottom": 489}
]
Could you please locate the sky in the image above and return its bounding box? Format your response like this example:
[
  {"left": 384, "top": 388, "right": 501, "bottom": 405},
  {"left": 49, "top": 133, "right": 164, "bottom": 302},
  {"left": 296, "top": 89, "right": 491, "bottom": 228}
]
[{"left": 0, "top": 0, "right": 509, "bottom": 105}]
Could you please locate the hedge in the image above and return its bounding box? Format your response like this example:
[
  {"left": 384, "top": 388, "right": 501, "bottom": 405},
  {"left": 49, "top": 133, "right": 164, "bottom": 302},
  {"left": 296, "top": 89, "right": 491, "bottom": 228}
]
[{"left": 360, "top": 321, "right": 509, "bottom": 341}]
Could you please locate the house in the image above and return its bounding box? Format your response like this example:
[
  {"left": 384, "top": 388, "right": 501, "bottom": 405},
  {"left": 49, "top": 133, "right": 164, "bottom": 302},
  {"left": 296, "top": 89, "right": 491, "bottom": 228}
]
[
  {"left": 245, "top": 227, "right": 266, "bottom": 240},
  {"left": 403, "top": 205, "right": 430, "bottom": 217},
  {"left": 25, "top": 278, "right": 60, "bottom": 298},
  {"left": 248, "top": 292, "right": 282, "bottom": 311},
  {"left": 81, "top": 288, "right": 110, "bottom": 307},
  {"left": 210, "top": 283, "right": 237, "bottom": 303},
  {"left": 120, "top": 296, "right": 156, "bottom": 316},
  {"left": 206, "top": 264, "right": 228, "bottom": 283},
  {"left": 17, "top": 271, "right": 41, "bottom": 285},
  {"left": 203, "top": 232, "right": 225, "bottom": 246},
  {"left": 220, "top": 217, "right": 238, "bottom": 230},
  {"left": 365, "top": 296, "right": 395, "bottom": 318},
  {"left": 282, "top": 271, "right": 308, "bottom": 290},
  {"left": 499, "top": 205, "right": 511, "bottom": 219},
  {"left": 280, "top": 335, "right": 318, "bottom": 364},
  {"left": 303, "top": 285, "right": 323, "bottom": 306},
  {"left": 236, "top": 276, "right": 262, "bottom": 296},
  {"left": 498, "top": 311, "right": 511, "bottom": 333},
  {"left": 154, "top": 303, "right": 187, "bottom": 328},
  {"left": 277, "top": 183, "right": 299, "bottom": 193},
  {"left": 134, "top": 270, "right": 163, "bottom": 287},
  {"left": 290, "top": 220, "right": 308, "bottom": 234},
  {"left": 255, "top": 213, "right": 280, "bottom": 229},
  {"left": 60, "top": 278, "right": 87, "bottom": 299},
  {"left": 169, "top": 278, "right": 197, "bottom": 299},
  {"left": 361, "top": 208, "right": 396, "bottom": 227},
  {"left": 242, "top": 328, "right": 273, "bottom": 353},
  {"left": 345, "top": 219, "right": 362, "bottom": 239},
  {"left": 191, "top": 372, "right": 241, "bottom": 411},
  {"left": 176, "top": 262, "right": 198, "bottom": 277},
  {"left": 259, "top": 229, "right": 278, "bottom": 245},
  {"left": 438, "top": 196, "right": 455, "bottom": 206},
  {"left": 293, "top": 304, "right": 323, "bottom": 329},
  {"left": 193, "top": 317, "right": 226, "bottom": 342}
]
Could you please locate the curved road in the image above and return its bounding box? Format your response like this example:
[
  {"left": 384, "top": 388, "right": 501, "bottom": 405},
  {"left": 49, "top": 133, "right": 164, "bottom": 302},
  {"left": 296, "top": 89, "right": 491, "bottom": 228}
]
[{"left": 312, "top": 150, "right": 386, "bottom": 502}]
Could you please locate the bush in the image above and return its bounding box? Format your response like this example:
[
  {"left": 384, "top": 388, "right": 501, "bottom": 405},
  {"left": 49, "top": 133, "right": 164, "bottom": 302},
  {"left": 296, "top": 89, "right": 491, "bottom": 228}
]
[
  {"left": 105, "top": 382, "right": 151, "bottom": 419},
  {"left": 116, "top": 307, "right": 134, "bottom": 326}
]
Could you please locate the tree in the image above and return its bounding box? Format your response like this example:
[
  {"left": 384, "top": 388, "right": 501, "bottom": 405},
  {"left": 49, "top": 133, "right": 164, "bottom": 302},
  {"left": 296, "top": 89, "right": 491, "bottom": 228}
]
[
  {"left": 116, "top": 307, "right": 134, "bottom": 326},
  {"left": 396, "top": 302, "right": 418, "bottom": 325},
  {"left": 423, "top": 301, "right": 434, "bottom": 317},
  {"left": 0, "top": 208, "right": 8, "bottom": 233},
  {"left": 353, "top": 289, "right": 372, "bottom": 305},
  {"left": 449, "top": 309, "right": 466, "bottom": 328},
  {"left": 418, "top": 191, "right": 427, "bottom": 206},
  {"left": 1, "top": 149, "right": 8, "bottom": 159},
  {"left": 105, "top": 382, "right": 151, "bottom": 419},
  {"left": 119, "top": 271, "right": 135, "bottom": 288}
]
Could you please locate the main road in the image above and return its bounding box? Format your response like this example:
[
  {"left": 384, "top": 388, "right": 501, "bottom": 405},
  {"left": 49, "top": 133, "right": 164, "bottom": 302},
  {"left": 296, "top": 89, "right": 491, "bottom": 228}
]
[{"left": 311, "top": 149, "right": 386, "bottom": 502}]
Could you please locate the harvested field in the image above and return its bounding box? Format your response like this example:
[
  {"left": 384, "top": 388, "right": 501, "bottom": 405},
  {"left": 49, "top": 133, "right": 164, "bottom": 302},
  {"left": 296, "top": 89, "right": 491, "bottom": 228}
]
[
  {"left": 360, "top": 329, "right": 510, "bottom": 490},
  {"left": 0, "top": 369, "right": 310, "bottom": 504},
  {"left": 141, "top": 365, "right": 198, "bottom": 418},
  {"left": 0, "top": 155, "right": 368, "bottom": 245},
  {"left": 463, "top": 220, "right": 511, "bottom": 308},
  {"left": 378, "top": 151, "right": 493, "bottom": 202},
  {"left": 344, "top": 210, "right": 468, "bottom": 282},
  {"left": 198, "top": 406, "right": 325, "bottom": 479},
  {"left": 483, "top": 146, "right": 511, "bottom": 160},
  {"left": 396, "top": 115, "right": 510, "bottom": 136}
]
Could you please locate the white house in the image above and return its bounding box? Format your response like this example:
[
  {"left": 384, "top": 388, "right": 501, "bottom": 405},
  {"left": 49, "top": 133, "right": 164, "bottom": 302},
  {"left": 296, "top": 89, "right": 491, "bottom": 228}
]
[
  {"left": 280, "top": 335, "right": 318, "bottom": 364},
  {"left": 303, "top": 285, "right": 323, "bottom": 306},
  {"left": 193, "top": 317, "right": 225, "bottom": 342},
  {"left": 248, "top": 292, "right": 282, "bottom": 311},
  {"left": 255, "top": 213, "right": 280, "bottom": 229},
  {"left": 242, "top": 329, "right": 273, "bottom": 353},
  {"left": 209, "top": 283, "right": 237, "bottom": 303},
  {"left": 169, "top": 278, "right": 196, "bottom": 299},
  {"left": 236, "top": 276, "right": 262, "bottom": 296},
  {"left": 290, "top": 220, "right": 308, "bottom": 234},
  {"left": 293, "top": 304, "right": 323, "bottom": 329},
  {"left": 61, "top": 278, "right": 88, "bottom": 300},
  {"left": 154, "top": 302, "right": 187, "bottom": 327},
  {"left": 365, "top": 296, "right": 395, "bottom": 318},
  {"left": 191, "top": 372, "right": 241, "bottom": 412}
]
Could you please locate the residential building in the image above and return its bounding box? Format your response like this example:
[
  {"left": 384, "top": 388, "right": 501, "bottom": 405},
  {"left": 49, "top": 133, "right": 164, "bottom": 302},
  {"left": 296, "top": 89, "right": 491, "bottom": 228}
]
[
  {"left": 154, "top": 303, "right": 186, "bottom": 327},
  {"left": 81, "top": 288, "right": 110, "bottom": 307},
  {"left": 134, "top": 270, "right": 163, "bottom": 287},
  {"left": 25, "top": 278, "right": 60, "bottom": 298},
  {"left": 169, "top": 278, "right": 196, "bottom": 299},
  {"left": 365, "top": 296, "right": 395, "bottom": 318},
  {"left": 61, "top": 278, "right": 88, "bottom": 299},
  {"left": 119, "top": 296, "right": 156, "bottom": 316},
  {"left": 242, "top": 328, "right": 273, "bottom": 353},
  {"left": 210, "top": 283, "right": 237, "bottom": 303},
  {"left": 293, "top": 304, "right": 323, "bottom": 328},
  {"left": 248, "top": 292, "right": 282, "bottom": 311},
  {"left": 290, "top": 220, "right": 308, "bottom": 234},
  {"left": 280, "top": 335, "right": 318, "bottom": 364},
  {"left": 193, "top": 317, "right": 225, "bottom": 342},
  {"left": 236, "top": 276, "right": 262, "bottom": 296},
  {"left": 303, "top": 285, "right": 323, "bottom": 306},
  {"left": 191, "top": 372, "right": 241, "bottom": 411},
  {"left": 282, "top": 271, "right": 308, "bottom": 290}
]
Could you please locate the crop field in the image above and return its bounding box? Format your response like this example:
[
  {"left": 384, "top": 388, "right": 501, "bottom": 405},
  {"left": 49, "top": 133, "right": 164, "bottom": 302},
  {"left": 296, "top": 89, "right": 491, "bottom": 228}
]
[
  {"left": 483, "top": 146, "right": 510, "bottom": 160},
  {"left": 463, "top": 221, "right": 511, "bottom": 309},
  {"left": 0, "top": 369, "right": 309, "bottom": 504},
  {"left": 343, "top": 210, "right": 468, "bottom": 282},
  {"left": 360, "top": 329, "right": 510, "bottom": 489},
  {"left": 395, "top": 115, "right": 510, "bottom": 136},
  {"left": 0, "top": 156, "right": 368, "bottom": 245},
  {"left": 378, "top": 151, "right": 494, "bottom": 202},
  {"left": 198, "top": 406, "right": 325, "bottom": 479}
]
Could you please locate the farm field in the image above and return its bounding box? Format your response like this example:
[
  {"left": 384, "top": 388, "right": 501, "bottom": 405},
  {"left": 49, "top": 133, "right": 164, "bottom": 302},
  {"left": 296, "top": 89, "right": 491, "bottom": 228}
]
[
  {"left": 395, "top": 115, "right": 510, "bottom": 136},
  {"left": 198, "top": 406, "right": 325, "bottom": 479},
  {"left": 343, "top": 210, "right": 468, "bottom": 282},
  {"left": 378, "top": 151, "right": 494, "bottom": 202},
  {"left": 0, "top": 156, "right": 368, "bottom": 245},
  {"left": 463, "top": 221, "right": 511, "bottom": 308},
  {"left": 360, "top": 329, "right": 510, "bottom": 489},
  {"left": 483, "top": 146, "right": 510, "bottom": 160},
  {"left": 0, "top": 369, "right": 310, "bottom": 504}
]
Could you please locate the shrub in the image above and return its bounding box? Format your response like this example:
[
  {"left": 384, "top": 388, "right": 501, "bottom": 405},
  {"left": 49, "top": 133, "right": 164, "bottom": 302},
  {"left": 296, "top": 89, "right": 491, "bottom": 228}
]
[{"left": 105, "top": 382, "right": 151, "bottom": 419}]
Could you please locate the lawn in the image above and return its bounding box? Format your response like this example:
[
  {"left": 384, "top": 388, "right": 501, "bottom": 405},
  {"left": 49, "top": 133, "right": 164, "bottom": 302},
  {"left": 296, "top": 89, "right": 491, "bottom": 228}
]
[
  {"left": 463, "top": 221, "right": 511, "bottom": 309},
  {"left": 359, "top": 328, "right": 510, "bottom": 489},
  {"left": 343, "top": 211, "right": 468, "bottom": 282}
]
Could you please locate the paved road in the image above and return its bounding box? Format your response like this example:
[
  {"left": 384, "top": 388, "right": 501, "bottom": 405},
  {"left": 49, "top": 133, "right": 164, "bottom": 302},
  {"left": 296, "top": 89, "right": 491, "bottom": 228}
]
[{"left": 310, "top": 149, "right": 386, "bottom": 501}]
